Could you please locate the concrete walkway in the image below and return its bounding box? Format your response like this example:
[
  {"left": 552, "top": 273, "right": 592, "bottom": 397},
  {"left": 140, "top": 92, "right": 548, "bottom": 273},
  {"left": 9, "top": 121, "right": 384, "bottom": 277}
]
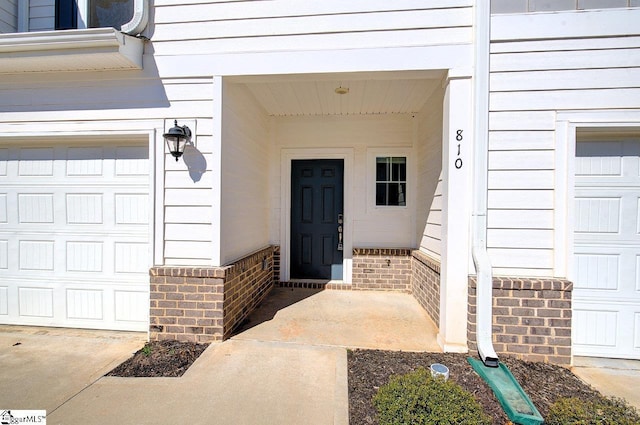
[
  {"left": 572, "top": 356, "right": 640, "bottom": 410},
  {"left": 0, "top": 288, "right": 440, "bottom": 425}
]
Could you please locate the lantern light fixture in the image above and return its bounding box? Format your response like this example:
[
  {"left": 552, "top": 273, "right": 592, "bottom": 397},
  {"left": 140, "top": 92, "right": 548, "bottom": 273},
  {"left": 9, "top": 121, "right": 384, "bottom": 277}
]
[{"left": 163, "top": 120, "right": 192, "bottom": 161}]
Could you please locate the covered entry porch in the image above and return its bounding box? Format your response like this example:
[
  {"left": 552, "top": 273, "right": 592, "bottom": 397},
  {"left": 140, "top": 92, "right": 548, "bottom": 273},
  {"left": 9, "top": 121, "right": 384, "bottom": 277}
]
[{"left": 151, "top": 69, "right": 476, "bottom": 354}]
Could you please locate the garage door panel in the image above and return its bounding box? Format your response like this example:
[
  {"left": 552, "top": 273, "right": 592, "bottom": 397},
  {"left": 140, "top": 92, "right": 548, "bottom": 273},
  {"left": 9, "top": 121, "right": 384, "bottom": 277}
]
[
  {"left": 115, "top": 291, "right": 148, "bottom": 323},
  {"left": 575, "top": 197, "right": 620, "bottom": 234},
  {"left": 18, "top": 193, "right": 54, "bottom": 224},
  {"left": 575, "top": 138, "right": 640, "bottom": 359},
  {"left": 0, "top": 287, "right": 7, "bottom": 315},
  {"left": 66, "top": 194, "right": 104, "bottom": 224},
  {"left": 66, "top": 289, "right": 103, "bottom": 320},
  {"left": 573, "top": 308, "right": 618, "bottom": 348},
  {"left": 19, "top": 287, "right": 54, "bottom": 318},
  {"left": 19, "top": 148, "right": 55, "bottom": 176},
  {"left": 115, "top": 193, "right": 149, "bottom": 224},
  {"left": 574, "top": 253, "right": 619, "bottom": 290},
  {"left": 636, "top": 313, "right": 640, "bottom": 350},
  {"left": 0, "top": 142, "right": 149, "bottom": 331}
]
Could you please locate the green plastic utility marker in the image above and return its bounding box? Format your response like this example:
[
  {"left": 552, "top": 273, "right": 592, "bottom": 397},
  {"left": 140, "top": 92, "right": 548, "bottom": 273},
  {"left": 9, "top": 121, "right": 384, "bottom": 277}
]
[{"left": 468, "top": 357, "right": 544, "bottom": 425}]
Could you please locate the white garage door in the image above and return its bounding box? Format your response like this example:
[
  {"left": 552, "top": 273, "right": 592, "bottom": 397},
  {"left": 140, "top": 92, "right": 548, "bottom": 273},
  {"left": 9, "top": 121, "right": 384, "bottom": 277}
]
[
  {"left": 573, "top": 139, "right": 640, "bottom": 359},
  {"left": 0, "top": 143, "right": 150, "bottom": 331}
]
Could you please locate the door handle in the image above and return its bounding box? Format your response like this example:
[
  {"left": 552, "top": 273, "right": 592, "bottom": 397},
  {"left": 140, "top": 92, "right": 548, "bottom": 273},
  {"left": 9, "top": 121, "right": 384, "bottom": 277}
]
[{"left": 337, "top": 214, "right": 343, "bottom": 251}]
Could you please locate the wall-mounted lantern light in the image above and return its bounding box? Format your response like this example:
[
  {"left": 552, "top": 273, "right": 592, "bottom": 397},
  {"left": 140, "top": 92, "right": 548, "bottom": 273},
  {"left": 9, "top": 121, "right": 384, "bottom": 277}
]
[{"left": 163, "top": 120, "right": 192, "bottom": 161}]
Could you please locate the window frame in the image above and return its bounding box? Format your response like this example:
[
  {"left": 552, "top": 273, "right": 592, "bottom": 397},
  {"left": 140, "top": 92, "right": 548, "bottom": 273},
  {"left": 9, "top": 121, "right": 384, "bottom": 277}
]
[
  {"left": 54, "top": 0, "right": 147, "bottom": 35},
  {"left": 367, "top": 148, "right": 413, "bottom": 211}
]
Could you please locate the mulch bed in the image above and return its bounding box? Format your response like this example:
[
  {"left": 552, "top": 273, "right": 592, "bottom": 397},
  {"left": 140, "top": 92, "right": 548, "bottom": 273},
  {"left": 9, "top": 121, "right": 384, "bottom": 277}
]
[
  {"left": 348, "top": 349, "right": 606, "bottom": 425},
  {"left": 107, "top": 340, "right": 209, "bottom": 378}
]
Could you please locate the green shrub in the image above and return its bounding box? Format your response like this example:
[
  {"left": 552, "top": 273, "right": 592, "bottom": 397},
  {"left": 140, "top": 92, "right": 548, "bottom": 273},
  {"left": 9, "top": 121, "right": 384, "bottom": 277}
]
[
  {"left": 372, "top": 367, "right": 492, "bottom": 425},
  {"left": 546, "top": 397, "right": 640, "bottom": 425}
]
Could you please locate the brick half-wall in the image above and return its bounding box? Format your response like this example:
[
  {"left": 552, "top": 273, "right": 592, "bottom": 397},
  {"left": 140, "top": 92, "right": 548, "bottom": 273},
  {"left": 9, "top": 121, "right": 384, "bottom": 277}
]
[
  {"left": 347, "top": 248, "right": 412, "bottom": 291},
  {"left": 468, "top": 276, "right": 573, "bottom": 365},
  {"left": 411, "top": 250, "right": 440, "bottom": 327},
  {"left": 149, "top": 246, "right": 275, "bottom": 343}
]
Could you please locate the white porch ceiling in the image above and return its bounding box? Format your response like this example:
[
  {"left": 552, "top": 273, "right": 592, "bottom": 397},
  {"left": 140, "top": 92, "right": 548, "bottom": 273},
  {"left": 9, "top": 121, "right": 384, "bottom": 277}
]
[{"left": 234, "top": 71, "right": 445, "bottom": 117}]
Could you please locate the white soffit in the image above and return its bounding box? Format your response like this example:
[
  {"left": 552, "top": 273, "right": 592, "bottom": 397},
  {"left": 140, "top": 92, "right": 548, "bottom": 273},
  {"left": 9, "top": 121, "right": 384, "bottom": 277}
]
[
  {"left": 0, "top": 28, "right": 144, "bottom": 74},
  {"left": 235, "top": 70, "right": 445, "bottom": 116}
]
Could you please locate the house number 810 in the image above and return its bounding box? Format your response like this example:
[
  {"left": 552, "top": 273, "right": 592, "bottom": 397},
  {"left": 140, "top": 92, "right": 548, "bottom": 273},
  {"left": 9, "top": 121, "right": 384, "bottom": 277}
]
[{"left": 455, "top": 130, "right": 463, "bottom": 169}]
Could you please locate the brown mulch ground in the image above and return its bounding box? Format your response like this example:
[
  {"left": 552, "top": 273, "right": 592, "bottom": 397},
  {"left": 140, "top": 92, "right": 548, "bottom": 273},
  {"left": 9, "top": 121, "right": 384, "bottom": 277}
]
[
  {"left": 348, "top": 349, "right": 608, "bottom": 425},
  {"left": 107, "top": 340, "right": 209, "bottom": 378}
]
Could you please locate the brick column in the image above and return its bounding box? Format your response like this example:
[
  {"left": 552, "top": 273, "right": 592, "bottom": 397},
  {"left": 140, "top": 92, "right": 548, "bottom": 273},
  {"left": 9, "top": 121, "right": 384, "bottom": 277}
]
[
  {"left": 149, "top": 267, "right": 225, "bottom": 343},
  {"left": 468, "top": 276, "right": 573, "bottom": 365}
]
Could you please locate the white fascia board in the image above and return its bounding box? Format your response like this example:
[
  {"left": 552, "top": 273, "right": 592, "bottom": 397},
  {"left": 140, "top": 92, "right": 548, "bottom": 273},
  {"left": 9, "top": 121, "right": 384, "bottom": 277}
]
[
  {"left": 492, "top": 8, "right": 640, "bottom": 41},
  {"left": 0, "top": 28, "right": 144, "bottom": 73}
]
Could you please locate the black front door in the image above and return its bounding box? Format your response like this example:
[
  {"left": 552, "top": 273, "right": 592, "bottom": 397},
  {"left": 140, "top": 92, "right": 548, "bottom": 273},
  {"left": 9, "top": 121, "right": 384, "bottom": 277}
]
[{"left": 291, "top": 159, "right": 344, "bottom": 280}]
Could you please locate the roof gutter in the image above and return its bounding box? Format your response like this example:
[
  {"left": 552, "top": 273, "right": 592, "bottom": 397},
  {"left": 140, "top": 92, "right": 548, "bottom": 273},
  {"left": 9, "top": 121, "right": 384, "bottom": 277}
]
[{"left": 472, "top": 0, "right": 499, "bottom": 368}]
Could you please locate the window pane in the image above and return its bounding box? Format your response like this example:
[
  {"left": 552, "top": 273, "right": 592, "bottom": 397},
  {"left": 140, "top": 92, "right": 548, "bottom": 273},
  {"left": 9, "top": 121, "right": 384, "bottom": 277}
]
[
  {"left": 376, "top": 157, "right": 389, "bottom": 181},
  {"left": 90, "top": 0, "right": 134, "bottom": 30},
  {"left": 392, "top": 157, "right": 407, "bottom": 181},
  {"left": 376, "top": 183, "right": 387, "bottom": 206},
  {"left": 55, "top": 0, "right": 78, "bottom": 30},
  {"left": 397, "top": 183, "right": 406, "bottom": 206}
]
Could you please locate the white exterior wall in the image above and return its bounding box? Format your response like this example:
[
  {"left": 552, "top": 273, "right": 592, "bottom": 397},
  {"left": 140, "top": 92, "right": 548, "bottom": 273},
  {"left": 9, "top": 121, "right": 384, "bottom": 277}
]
[
  {"left": 152, "top": 0, "right": 472, "bottom": 57},
  {"left": 418, "top": 86, "right": 445, "bottom": 259},
  {"left": 3, "top": 0, "right": 474, "bottom": 271},
  {"left": 489, "top": 8, "right": 640, "bottom": 277},
  {"left": 220, "top": 81, "right": 271, "bottom": 265},
  {"left": 271, "top": 115, "right": 417, "bottom": 249},
  {"left": 0, "top": 0, "right": 17, "bottom": 33}
]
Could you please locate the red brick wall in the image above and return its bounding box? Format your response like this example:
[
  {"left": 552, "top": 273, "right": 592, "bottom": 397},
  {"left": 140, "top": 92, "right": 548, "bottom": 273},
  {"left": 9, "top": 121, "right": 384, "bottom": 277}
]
[
  {"left": 149, "top": 246, "right": 275, "bottom": 343},
  {"left": 468, "top": 277, "right": 573, "bottom": 365},
  {"left": 348, "top": 248, "right": 412, "bottom": 291},
  {"left": 149, "top": 268, "right": 225, "bottom": 343},
  {"left": 411, "top": 250, "right": 440, "bottom": 327}
]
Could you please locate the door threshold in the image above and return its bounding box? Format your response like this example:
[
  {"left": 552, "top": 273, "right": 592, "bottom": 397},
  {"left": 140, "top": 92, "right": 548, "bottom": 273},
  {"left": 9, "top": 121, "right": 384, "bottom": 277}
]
[{"left": 278, "top": 279, "right": 346, "bottom": 289}]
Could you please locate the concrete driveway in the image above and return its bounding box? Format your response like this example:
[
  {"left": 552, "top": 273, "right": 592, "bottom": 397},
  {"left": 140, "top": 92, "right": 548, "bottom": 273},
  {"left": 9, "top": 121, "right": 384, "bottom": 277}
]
[{"left": 0, "top": 326, "right": 145, "bottom": 413}]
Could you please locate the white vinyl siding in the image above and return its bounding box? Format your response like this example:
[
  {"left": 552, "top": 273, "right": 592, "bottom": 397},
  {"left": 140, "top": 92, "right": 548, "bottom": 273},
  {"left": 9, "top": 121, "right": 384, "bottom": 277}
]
[
  {"left": 29, "top": 0, "right": 55, "bottom": 32},
  {"left": 488, "top": 8, "right": 640, "bottom": 277},
  {"left": 417, "top": 87, "right": 445, "bottom": 259},
  {"left": 152, "top": 0, "right": 473, "bottom": 56},
  {"left": 0, "top": 0, "right": 17, "bottom": 33},
  {"left": 492, "top": 0, "right": 638, "bottom": 14},
  {"left": 220, "top": 80, "right": 271, "bottom": 265}
]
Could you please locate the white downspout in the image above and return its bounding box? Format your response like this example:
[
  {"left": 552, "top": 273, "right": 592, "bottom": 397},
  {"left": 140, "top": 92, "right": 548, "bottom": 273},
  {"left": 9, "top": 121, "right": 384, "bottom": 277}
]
[
  {"left": 472, "top": 0, "right": 499, "bottom": 367},
  {"left": 121, "top": 0, "right": 149, "bottom": 36}
]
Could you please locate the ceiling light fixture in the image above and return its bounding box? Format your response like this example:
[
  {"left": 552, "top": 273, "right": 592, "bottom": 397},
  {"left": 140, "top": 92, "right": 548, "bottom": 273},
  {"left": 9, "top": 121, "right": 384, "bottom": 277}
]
[{"left": 334, "top": 86, "right": 349, "bottom": 95}]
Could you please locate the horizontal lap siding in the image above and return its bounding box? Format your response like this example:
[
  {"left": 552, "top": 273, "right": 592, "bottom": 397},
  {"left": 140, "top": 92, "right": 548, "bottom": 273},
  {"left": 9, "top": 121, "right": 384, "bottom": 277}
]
[
  {"left": 417, "top": 88, "right": 444, "bottom": 259},
  {"left": 29, "top": 0, "right": 54, "bottom": 32},
  {"left": 0, "top": 0, "right": 17, "bottom": 33},
  {"left": 152, "top": 0, "right": 473, "bottom": 55},
  {"left": 489, "top": 10, "right": 640, "bottom": 277}
]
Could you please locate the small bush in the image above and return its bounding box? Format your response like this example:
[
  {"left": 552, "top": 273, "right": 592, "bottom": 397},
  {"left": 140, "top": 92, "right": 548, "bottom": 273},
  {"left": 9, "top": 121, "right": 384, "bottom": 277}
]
[
  {"left": 546, "top": 396, "right": 640, "bottom": 425},
  {"left": 372, "top": 367, "right": 492, "bottom": 425}
]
